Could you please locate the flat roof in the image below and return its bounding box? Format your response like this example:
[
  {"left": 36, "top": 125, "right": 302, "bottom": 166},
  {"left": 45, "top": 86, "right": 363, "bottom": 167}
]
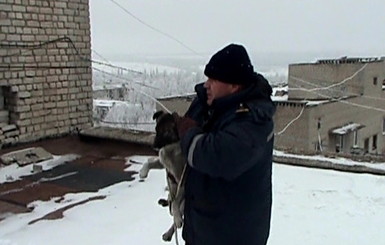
[
  {"left": 291, "top": 56, "right": 384, "bottom": 66},
  {"left": 0, "top": 132, "right": 156, "bottom": 219}
]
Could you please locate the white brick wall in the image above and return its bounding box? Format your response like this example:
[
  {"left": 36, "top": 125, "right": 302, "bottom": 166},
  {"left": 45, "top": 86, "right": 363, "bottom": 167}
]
[{"left": 0, "top": 0, "right": 93, "bottom": 147}]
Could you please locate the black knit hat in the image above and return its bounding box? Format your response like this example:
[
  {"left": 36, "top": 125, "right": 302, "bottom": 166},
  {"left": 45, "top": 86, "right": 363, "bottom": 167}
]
[{"left": 204, "top": 44, "right": 254, "bottom": 85}]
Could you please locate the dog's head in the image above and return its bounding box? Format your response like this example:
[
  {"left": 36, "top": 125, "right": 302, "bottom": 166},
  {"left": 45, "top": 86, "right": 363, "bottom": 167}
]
[{"left": 152, "top": 111, "right": 179, "bottom": 149}]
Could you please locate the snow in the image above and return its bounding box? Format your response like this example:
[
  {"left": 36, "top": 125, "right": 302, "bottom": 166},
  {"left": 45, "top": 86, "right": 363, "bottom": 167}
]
[
  {"left": 274, "top": 150, "right": 385, "bottom": 171},
  {"left": 0, "top": 154, "right": 79, "bottom": 184},
  {"left": 272, "top": 94, "right": 288, "bottom": 102},
  {"left": 272, "top": 85, "right": 288, "bottom": 102},
  {"left": 93, "top": 99, "right": 117, "bottom": 107},
  {"left": 331, "top": 123, "right": 362, "bottom": 135},
  {"left": 305, "top": 100, "right": 330, "bottom": 106},
  {"left": 98, "top": 101, "right": 155, "bottom": 132},
  {"left": 270, "top": 164, "right": 385, "bottom": 245},
  {"left": 1, "top": 154, "right": 385, "bottom": 245},
  {"left": 260, "top": 67, "right": 288, "bottom": 78}
]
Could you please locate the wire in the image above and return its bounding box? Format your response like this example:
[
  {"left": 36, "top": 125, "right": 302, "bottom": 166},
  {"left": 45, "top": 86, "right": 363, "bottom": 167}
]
[
  {"left": 286, "top": 80, "right": 385, "bottom": 112},
  {"left": 288, "top": 70, "right": 385, "bottom": 112},
  {"left": 92, "top": 69, "right": 171, "bottom": 113},
  {"left": 0, "top": 36, "right": 71, "bottom": 48},
  {"left": 92, "top": 49, "right": 112, "bottom": 64},
  {"left": 92, "top": 66, "right": 157, "bottom": 89},
  {"left": 289, "top": 63, "right": 368, "bottom": 92},
  {"left": 275, "top": 106, "right": 306, "bottom": 136},
  {"left": 0, "top": 65, "right": 89, "bottom": 69},
  {"left": 92, "top": 59, "right": 143, "bottom": 75},
  {"left": 109, "top": 0, "right": 203, "bottom": 57},
  {"left": 290, "top": 74, "right": 385, "bottom": 102},
  {"left": 11, "top": 35, "right": 382, "bottom": 132},
  {"left": 308, "top": 89, "right": 385, "bottom": 113},
  {"left": 0, "top": 37, "right": 142, "bottom": 75},
  {"left": 1, "top": 36, "right": 174, "bottom": 115},
  {"left": 274, "top": 62, "right": 373, "bottom": 135}
]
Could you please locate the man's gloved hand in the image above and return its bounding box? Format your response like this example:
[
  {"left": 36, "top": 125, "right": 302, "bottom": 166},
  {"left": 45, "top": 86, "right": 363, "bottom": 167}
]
[{"left": 172, "top": 112, "right": 198, "bottom": 138}]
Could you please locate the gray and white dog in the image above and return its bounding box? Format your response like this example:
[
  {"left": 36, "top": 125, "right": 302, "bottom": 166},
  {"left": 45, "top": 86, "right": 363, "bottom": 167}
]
[{"left": 139, "top": 111, "right": 186, "bottom": 242}]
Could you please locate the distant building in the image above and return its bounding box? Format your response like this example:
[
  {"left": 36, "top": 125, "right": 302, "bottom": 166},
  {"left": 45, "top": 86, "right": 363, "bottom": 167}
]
[
  {"left": 93, "top": 85, "right": 129, "bottom": 101},
  {"left": 275, "top": 57, "right": 385, "bottom": 156},
  {"left": 156, "top": 57, "right": 385, "bottom": 157},
  {"left": 0, "top": 1, "right": 93, "bottom": 147},
  {"left": 93, "top": 100, "right": 116, "bottom": 122}
]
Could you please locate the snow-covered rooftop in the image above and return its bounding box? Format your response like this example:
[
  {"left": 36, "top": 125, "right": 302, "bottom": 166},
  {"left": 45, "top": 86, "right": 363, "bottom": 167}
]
[{"left": 1, "top": 152, "right": 385, "bottom": 244}]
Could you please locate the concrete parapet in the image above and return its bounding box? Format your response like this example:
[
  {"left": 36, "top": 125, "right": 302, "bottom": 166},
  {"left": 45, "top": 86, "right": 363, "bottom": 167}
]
[
  {"left": 273, "top": 155, "right": 385, "bottom": 176},
  {"left": 79, "top": 126, "right": 155, "bottom": 146}
]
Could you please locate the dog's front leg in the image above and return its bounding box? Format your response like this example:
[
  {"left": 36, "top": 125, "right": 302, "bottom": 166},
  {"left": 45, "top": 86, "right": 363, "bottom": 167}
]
[{"left": 139, "top": 157, "right": 163, "bottom": 179}]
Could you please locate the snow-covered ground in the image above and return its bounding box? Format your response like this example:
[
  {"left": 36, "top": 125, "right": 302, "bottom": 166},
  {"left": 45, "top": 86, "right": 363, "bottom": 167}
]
[
  {"left": 0, "top": 154, "right": 384, "bottom": 245},
  {"left": 0, "top": 154, "right": 80, "bottom": 184}
]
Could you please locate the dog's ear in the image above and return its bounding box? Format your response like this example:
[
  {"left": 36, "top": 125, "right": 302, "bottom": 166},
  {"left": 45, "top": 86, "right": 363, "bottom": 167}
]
[{"left": 153, "top": 111, "right": 165, "bottom": 120}]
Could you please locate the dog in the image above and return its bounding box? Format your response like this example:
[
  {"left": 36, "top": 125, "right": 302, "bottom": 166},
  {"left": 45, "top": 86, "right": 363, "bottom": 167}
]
[{"left": 139, "top": 111, "right": 187, "bottom": 242}]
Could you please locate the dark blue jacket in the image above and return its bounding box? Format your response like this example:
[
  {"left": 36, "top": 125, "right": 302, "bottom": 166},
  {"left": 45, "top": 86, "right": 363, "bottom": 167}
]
[{"left": 180, "top": 74, "right": 275, "bottom": 245}]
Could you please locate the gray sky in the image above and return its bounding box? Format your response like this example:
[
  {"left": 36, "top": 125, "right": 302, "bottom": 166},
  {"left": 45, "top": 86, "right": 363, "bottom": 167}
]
[{"left": 90, "top": 0, "right": 385, "bottom": 59}]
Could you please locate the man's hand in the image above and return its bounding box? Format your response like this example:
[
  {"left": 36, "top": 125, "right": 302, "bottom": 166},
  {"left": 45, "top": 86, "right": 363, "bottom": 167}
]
[{"left": 172, "top": 113, "right": 198, "bottom": 138}]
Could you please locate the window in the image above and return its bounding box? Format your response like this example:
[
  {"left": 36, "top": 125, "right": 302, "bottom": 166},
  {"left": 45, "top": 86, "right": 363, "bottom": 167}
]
[
  {"left": 336, "top": 135, "right": 344, "bottom": 153},
  {"left": 383, "top": 118, "right": 385, "bottom": 134},
  {"left": 372, "top": 134, "right": 377, "bottom": 151},
  {"left": 353, "top": 131, "right": 358, "bottom": 146},
  {"left": 0, "top": 88, "right": 4, "bottom": 110},
  {"left": 364, "top": 138, "right": 369, "bottom": 153},
  {"left": 0, "top": 86, "right": 10, "bottom": 125},
  {"left": 339, "top": 135, "right": 344, "bottom": 150}
]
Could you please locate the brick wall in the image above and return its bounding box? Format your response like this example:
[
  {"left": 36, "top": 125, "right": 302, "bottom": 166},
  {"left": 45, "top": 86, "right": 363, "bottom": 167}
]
[{"left": 0, "top": 0, "right": 93, "bottom": 147}]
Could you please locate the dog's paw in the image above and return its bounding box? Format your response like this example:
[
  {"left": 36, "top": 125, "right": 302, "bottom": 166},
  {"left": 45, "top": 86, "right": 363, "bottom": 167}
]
[
  {"left": 158, "top": 198, "right": 169, "bottom": 207},
  {"left": 139, "top": 166, "right": 149, "bottom": 179},
  {"left": 162, "top": 232, "right": 173, "bottom": 242},
  {"left": 162, "top": 223, "right": 175, "bottom": 242}
]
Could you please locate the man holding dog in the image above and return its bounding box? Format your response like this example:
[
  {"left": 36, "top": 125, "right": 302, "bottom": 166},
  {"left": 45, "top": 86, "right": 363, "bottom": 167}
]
[{"left": 175, "top": 43, "right": 275, "bottom": 245}]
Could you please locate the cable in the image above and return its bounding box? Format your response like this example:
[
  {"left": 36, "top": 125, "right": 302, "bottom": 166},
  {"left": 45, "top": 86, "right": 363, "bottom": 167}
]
[
  {"left": 288, "top": 71, "right": 385, "bottom": 113},
  {"left": 274, "top": 62, "right": 373, "bottom": 135},
  {"left": 109, "top": 0, "right": 203, "bottom": 57},
  {"left": 0, "top": 65, "right": 89, "bottom": 69},
  {"left": 290, "top": 74, "right": 385, "bottom": 102},
  {"left": 287, "top": 84, "right": 385, "bottom": 119},
  {"left": 92, "top": 59, "right": 143, "bottom": 75},
  {"left": 92, "top": 49, "right": 112, "bottom": 64},
  {"left": 275, "top": 106, "right": 306, "bottom": 136},
  {"left": 0, "top": 36, "right": 72, "bottom": 49},
  {"left": 1, "top": 36, "right": 174, "bottom": 115},
  {"left": 92, "top": 66, "right": 157, "bottom": 89},
  {"left": 289, "top": 63, "right": 368, "bottom": 92},
  {"left": 0, "top": 37, "right": 142, "bottom": 75},
  {"left": 92, "top": 69, "right": 171, "bottom": 113},
  {"left": 306, "top": 88, "right": 385, "bottom": 113}
]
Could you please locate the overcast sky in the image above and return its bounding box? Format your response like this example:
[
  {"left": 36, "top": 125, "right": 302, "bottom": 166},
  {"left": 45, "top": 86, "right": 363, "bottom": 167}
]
[{"left": 90, "top": 0, "right": 385, "bottom": 59}]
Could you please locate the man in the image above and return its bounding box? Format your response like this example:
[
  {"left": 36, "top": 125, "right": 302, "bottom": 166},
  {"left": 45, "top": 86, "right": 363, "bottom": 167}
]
[{"left": 174, "top": 44, "right": 275, "bottom": 245}]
